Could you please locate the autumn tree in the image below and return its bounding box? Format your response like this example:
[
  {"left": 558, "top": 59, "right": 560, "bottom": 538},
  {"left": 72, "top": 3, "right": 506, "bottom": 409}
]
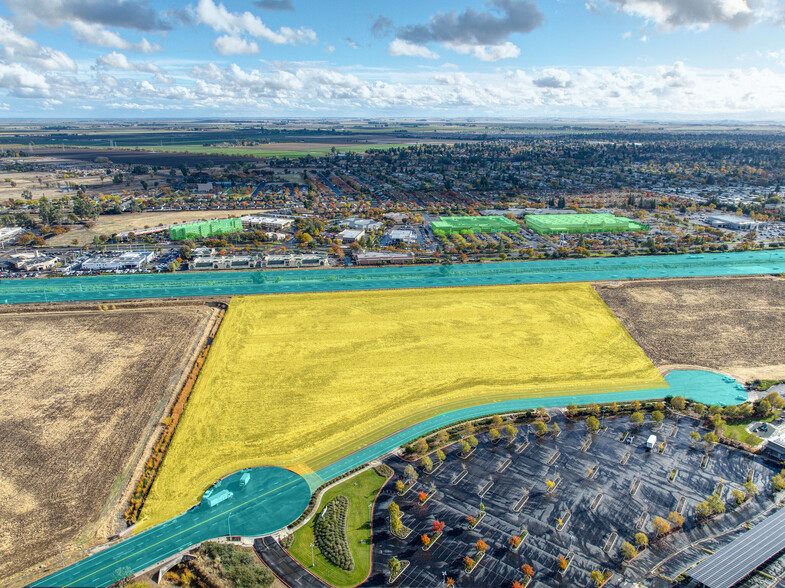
[
  {"left": 388, "top": 502, "right": 400, "bottom": 518},
  {"left": 630, "top": 412, "right": 644, "bottom": 424},
  {"left": 403, "top": 464, "right": 418, "bottom": 482},
  {"left": 591, "top": 570, "right": 606, "bottom": 587},
  {"left": 437, "top": 430, "right": 450, "bottom": 445},
  {"left": 492, "top": 414, "right": 504, "bottom": 427},
  {"left": 489, "top": 428, "right": 501, "bottom": 442},
  {"left": 671, "top": 396, "right": 686, "bottom": 410},
  {"left": 505, "top": 424, "right": 517, "bottom": 438},
  {"left": 652, "top": 410, "right": 664, "bottom": 424},
  {"left": 463, "top": 556, "right": 475, "bottom": 572},
  {"left": 476, "top": 539, "right": 488, "bottom": 553},
  {"left": 462, "top": 421, "right": 475, "bottom": 436},
  {"left": 395, "top": 480, "right": 405, "bottom": 493},
  {"left": 388, "top": 557, "right": 401, "bottom": 577},
  {"left": 551, "top": 422, "right": 561, "bottom": 436},
  {"left": 468, "top": 436, "right": 479, "bottom": 447},
  {"left": 534, "top": 421, "right": 548, "bottom": 435},
  {"left": 414, "top": 437, "right": 429, "bottom": 454},
  {"left": 586, "top": 416, "right": 600, "bottom": 432},
  {"left": 732, "top": 489, "right": 747, "bottom": 505},
  {"left": 435, "top": 449, "right": 446, "bottom": 462},
  {"left": 621, "top": 541, "right": 637, "bottom": 560},
  {"left": 522, "top": 564, "right": 535, "bottom": 577},
  {"left": 651, "top": 516, "right": 670, "bottom": 537},
  {"left": 634, "top": 533, "right": 648, "bottom": 548},
  {"left": 460, "top": 440, "right": 471, "bottom": 455},
  {"left": 703, "top": 431, "right": 719, "bottom": 446},
  {"left": 418, "top": 491, "right": 428, "bottom": 502},
  {"left": 421, "top": 534, "right": 431, "bottom": 547},
  {"left": 557, "top": 555, "right": 569, "bottom": 570},
  {"left": 432, "top": 520, "right": 445, "bottom": 534},
  {"left": 668, "top": 511, "right": 684, "bottom": 528}
]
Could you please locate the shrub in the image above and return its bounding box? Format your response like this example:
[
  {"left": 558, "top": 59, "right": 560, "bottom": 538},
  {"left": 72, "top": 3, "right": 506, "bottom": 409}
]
[
  {"left": 421, "top": 455, "right": 433, "bottom": 472},
  {"left": 279, "top": 534, "right": 294, "bottom": 549},
  {"left": 313, "top": 496, "right": 354, "bottom": 571},
  {"left": 373, "top": 463, "right": 393, "bottom": 477}
]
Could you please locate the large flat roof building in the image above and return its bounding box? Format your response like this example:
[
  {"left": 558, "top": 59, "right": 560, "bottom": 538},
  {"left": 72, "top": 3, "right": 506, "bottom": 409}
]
[
  {"left": 337, "top": 229, "right": 365, "bottom": 243},
  {"left": 341, "top": 217, "right": 383, "bottom": 231},
  {"left": 525, "top": 213, "right": 649, "bottom": 235},
  {"left": 707, "top": 214, "right": 763, "bottom": 231},
  {"left": 81, "top": 251, "right": 155, "bottom": 271},
  {"left": 354, "top": 251, "right": 415, "bottom": 265},
  {"left": 240, "top": 215, "right": 294, "bottom": 230}
]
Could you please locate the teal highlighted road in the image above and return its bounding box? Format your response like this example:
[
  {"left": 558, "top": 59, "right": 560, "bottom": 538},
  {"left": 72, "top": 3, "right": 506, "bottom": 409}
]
[
  {"left": 3, "top": 250, "right": 785, "bottom": 304},
  {"left": 30, "top": 370, "right": 742, "bottom": 588},
  {"left": 29, "top": 467, "right": 310, "bottom": 588}
]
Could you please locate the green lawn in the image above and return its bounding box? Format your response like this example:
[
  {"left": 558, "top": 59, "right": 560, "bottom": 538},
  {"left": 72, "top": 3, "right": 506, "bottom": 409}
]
[
  {"left": 723, "top": 413, "right": 775, "bottom": 446},
  {"left": 289, "top": 469, "right": 388, "bottom": 587}
]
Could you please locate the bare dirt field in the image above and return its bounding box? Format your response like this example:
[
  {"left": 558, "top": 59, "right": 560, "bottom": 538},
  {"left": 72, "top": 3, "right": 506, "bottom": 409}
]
[
  {"left": 0, "top": 304, "right": 216, "bottom": 584},
  {"left": 595, "top": 276, "right": 785, "bottom": 381},
  {"left": 46, "top": 209, "right": 271, "bottom": 246}
]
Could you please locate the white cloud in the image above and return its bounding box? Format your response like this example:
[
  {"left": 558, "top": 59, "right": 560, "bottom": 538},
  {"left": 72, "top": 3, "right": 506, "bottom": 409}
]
[
  {"left": 194, "top": 0, "right": 317, "bottom": 45},
  {"left": 595, "top": 0, "right": 759, "bottom": 31},
  {"left": 0, "top": 18, "right": 77, "bottom": 72},
  {"left": 214, "top": 35, "right": 260, "bottom": 55},
  {"left": 445, "top": 41, "right": 520, "bottom": 61},
  {"left": 70, "top": 22, "right": 162, "bottom": 53},
  {"left": 0, "top": 63, "right": 49, "bottom": 90},
  {"left": 389, "top": 39, "right": 440, "bottom": 59},
  {"left": 96, "top": 51, "right": 162, "bottom": 72},
  {"left": 0, "top": 102, "right": 10, "bottom": 110}
]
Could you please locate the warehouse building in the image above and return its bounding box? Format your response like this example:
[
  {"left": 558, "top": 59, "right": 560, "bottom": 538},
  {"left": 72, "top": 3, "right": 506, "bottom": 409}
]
[
  {"left": 189, "top": 253, "right": 328, "bottom": 270},
  {"left": 340, "top": 217, "right": 383, "bottom": 231},
  {"left": 240, "top": 215, "right": 294, "bottom": 230},
  {"left": 169, "top": 218, "right": 243, "bottom": 241},
  {"left": 525, "top": 213, "right": 649, "bottom": 235},
  {"left": 337, "top": 229, "right": 365, "bottom": 243},
  {"left": 354, "top": 251, "right": 415, "bottom": 265},
  {"left": 8, "top": 251, "right": 58, "bottom": 271},
  {"left": 386, "top": 228, "right": 419, "bottom": 245},
  {"left": 81, "top": 251, "right": 155, "bottom": 271},
  {"left": 707, "top": 214, "right": 763, "bottom": 231}
]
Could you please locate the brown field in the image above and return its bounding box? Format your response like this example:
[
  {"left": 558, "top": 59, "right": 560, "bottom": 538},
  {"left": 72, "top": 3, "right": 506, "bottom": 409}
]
[
  {"left": 0, "top": 304, "right": 216, "bottom": 583},
  {"left": 595, "top": 276, "right": 785, "bottom": 381},
  {"left": 46, "top": 209, "right": 271, "bottom": 246}
]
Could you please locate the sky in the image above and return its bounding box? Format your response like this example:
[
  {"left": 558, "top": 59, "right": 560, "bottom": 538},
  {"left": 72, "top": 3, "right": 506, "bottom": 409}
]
[{"left": 1, "top": 0, "right": 785, "bottom": 119}]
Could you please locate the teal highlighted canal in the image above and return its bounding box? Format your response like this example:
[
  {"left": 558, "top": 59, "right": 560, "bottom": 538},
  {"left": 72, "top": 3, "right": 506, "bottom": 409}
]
[
  {"left": 3, "top": 250, "right": 785, "bottom": 304},
  {"left": 30, "top": 370, "right": 743, "bottom": 587}
]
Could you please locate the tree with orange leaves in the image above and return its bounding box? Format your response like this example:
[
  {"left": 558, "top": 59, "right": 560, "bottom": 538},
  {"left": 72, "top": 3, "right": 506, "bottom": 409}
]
[
  {"left": 421, "top": 534, "right": 430, "bottom": 547},
  {"left": 476, "top": 539, "right": 488, "bottom": 553},
  {"left": 522, "top": 564, "right": 535, "bottom": 577}
]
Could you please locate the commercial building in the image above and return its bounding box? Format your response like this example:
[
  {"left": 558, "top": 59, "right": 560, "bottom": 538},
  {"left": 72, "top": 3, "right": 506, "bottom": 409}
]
[
  {"left": 189, "top": 253, "right": 328, "bottom": 270},
  {"left": 169, "top": 218, "right": 243, "bottom": 241},
  {"left": 240, "top": 215, "right": 294, "bottom": 230},
  {"left": 337, "top": 229, "right": 365, "bottom": 243},
  {"left": 707, "top": 214, "right": 763, "bottom": 231},
  {"left": 8, "top": 251, "right": 57, "bottom": 271},
  {"left": 386, "top": 228, "right": 419, "bottom": 245},
  {"left": 81, "top": 251, "right": 155, "bottom": 271},
  {"left": 340, "top": 217, "right": 383, "bottom": 231},
  {"left": 525, "top": 213, "right": 649, "bottom": 235},
  {"left": 431, "top": 216, "right": 521, "bottom": 236},
  {"left": 354, "top": 251, "right": 415, "bottom": 265}
]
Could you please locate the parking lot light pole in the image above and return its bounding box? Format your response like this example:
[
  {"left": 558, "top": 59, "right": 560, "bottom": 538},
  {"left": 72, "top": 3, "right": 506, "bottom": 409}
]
[
  {"left": 368, "top": 502, "right": 373, "bottom": 526},
  {"left": 310, "top": 542, "right": 315, "bottom": 567}
]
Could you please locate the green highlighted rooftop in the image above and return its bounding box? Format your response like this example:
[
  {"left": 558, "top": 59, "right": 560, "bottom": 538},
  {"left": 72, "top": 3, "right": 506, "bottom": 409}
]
[
  {"left": 431, "top": 215, "right": 520, "bottom": 235},
  {"left": 169, "top": 217, "right": 242, "bottom": 241},
  {"left": 525, "top": 213, "right": 649, "bottom": 235}
]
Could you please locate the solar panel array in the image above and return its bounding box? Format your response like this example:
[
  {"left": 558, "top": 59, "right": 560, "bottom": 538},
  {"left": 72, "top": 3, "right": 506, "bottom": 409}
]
[{"left": 690, "top": 507, "right": 785, "bottom": 588}]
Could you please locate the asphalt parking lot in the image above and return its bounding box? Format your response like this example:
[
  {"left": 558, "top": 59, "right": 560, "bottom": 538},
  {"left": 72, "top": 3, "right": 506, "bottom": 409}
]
[{"left": 362, "top": 413, "right": 780, "bottom": 587}]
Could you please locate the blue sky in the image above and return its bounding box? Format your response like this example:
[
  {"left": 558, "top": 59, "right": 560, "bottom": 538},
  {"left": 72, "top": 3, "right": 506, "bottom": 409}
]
[{"left": 1, "top": 0, "right": 785, "bottom": 118}]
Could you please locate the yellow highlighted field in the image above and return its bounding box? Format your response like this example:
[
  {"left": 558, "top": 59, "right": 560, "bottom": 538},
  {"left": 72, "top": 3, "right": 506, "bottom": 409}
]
[{"left": 140, "top": 283, "right": 665, "bottom": 530}]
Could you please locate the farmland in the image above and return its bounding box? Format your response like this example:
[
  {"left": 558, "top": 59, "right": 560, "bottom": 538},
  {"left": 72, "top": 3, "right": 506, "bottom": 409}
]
[
  {"left": 596, "top": 276, "right": 785, "bottom": 381},
  {"left": 0, "top": 304, "right": 216, "bottom": 584},
  {"left": 140, "top": 283, "right": 665, "bottom": 531}
]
